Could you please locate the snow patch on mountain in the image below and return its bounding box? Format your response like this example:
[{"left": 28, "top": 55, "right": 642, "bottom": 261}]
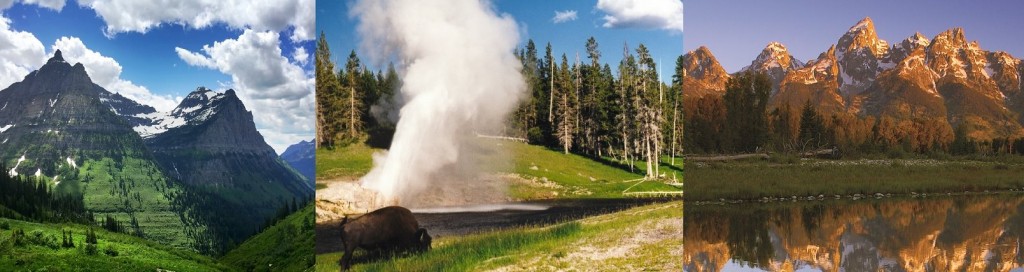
[
  {"left": 8, "top": 154, "right": 25, "bottom": 177},
  {"left": 132, "top": 88, "right": 227, "bottom": 138},
  {"left": 66, "top": 156, "right": 77, "bottom": 169}
]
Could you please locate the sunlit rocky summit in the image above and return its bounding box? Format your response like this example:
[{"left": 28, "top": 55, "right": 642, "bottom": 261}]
[{"left": 684, "top": 17, "right": 1024, "bottom": 140}]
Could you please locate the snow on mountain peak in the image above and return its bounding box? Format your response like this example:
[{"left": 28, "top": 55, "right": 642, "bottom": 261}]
[{"left": 133, "top": 87, "right": 228, "bottom": 138}]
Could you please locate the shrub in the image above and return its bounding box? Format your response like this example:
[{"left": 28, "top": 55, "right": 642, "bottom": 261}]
[
  {"left": 27, "top": 230, "right": 58, "bottom": 249},
  {"left": 85, "top": 243, "right": 98, "bottom": 255},
  {"left": 10, "top": 229, "right": 25, "bottom": 247},
  {"left": 103, "top": 245, "right": 118, "bottom": 256},
  {"left": 0, "top": 220, "right": 9, "bottom": 230}
]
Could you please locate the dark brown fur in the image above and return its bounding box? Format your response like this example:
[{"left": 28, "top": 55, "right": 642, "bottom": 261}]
[{"left": 339, "top": 206, "right": 432, "bottom": 270}]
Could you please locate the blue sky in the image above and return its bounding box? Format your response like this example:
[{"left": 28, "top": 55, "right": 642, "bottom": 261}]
[
  {"left": 318, "top": 0, "right": 684, "bottom": 83},
  {"left": 684, "top": 0, "right": 1024, "bottom": 72},
  {"left": 6, "top": 3, "right": 234, "bottom": 98},
  {"left": 0, "top": 0, "right": 316, "bottom": 153}
]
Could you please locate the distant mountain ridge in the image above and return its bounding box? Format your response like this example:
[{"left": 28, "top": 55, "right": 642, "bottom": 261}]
[
  {"left": 684, "top": 17, "right": 1024, "bottom": 140},
  {"left": 280, "top": 139, "right": 315, "bottom": 185}
]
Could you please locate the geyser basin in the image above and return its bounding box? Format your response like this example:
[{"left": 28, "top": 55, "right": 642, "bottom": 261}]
[{"left": 315, "top": 198, "right": 672, "bottom": 254}]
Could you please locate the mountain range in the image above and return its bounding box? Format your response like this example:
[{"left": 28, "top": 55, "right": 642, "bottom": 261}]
[
  {"left": 683, "top": 17, "right": 1024, "bottom": 140},
  {"left": 0, "top": 50, "right": 312, "bottom": 253},
  {"left": 280, "top": 139, "right": 315, "bottom": 185}
]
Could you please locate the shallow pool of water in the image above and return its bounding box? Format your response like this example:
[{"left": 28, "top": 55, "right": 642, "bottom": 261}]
[{"left": 684, "top": 193, "right": 1024, "bottom": 271}]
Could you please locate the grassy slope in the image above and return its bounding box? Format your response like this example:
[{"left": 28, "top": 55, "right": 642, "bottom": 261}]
[
  {"left": 220, "top": 204, "right": 315, "bottom": 272},
  {"left": 315, "top": 201, "right": 682, "bottom": 271},
  {"left": 507, "top": 142, "right": 681, "bottom": 199},
  {"left": 686, "top": 158, "right": 1024, "bottom": 201},
  {"left": 315, "top": 141, "right": 682, "bottom": 199},
  {"left": 0, "top": 218, "right": 228, "bottom": 271},
  {"left": 70, "top": 157, "right": 194, "bottom": 249},
  {"left": 315, "top": 144, "right": 376, "bottom": 182}
]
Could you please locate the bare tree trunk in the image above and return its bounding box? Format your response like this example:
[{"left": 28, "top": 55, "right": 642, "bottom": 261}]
[
  {"left": 671, "top": 98, "right": 677, "bottom": 165},
  {"left": 548, "top": 61, "right": 554, "bottom": 124},
  {"left": 349, "top": 86, "right": 356, "bottom": 136}
]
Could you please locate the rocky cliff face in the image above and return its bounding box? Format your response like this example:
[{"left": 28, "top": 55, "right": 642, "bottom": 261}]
[
  {"left": 681, "top": 46, "right": 730, "bottom": 98},
  {"left": 740, "top": 42, "right": 804, "bottom": 95},
  {"left": 836, "top": 17, "right": 892, "bottom": 97},
  {"left": 143, "top": 87, "right": 313, "bottom": 214},
  {"left": 775, "top": 45, "right": 846, "bottom": 112}
]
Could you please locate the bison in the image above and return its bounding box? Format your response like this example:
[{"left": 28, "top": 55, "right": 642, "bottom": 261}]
[{"left": 339, "top": 206, "right": 432, "bottom": 270}]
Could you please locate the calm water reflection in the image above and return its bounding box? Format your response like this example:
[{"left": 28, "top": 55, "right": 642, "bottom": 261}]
[{"left": 684, "top": 194, "right": 1024, "bottom": 271}]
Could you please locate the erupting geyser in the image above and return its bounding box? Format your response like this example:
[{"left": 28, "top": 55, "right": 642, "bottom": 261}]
[{"left": 352, "top": 0, "right": 525, "bottom": 206}]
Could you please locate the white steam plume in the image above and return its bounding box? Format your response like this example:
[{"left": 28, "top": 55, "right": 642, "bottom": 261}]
[{"left": 352, "top": 0, "right": 525, "bottom": 206}]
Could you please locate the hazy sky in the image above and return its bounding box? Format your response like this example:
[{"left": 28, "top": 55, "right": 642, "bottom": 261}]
[
  {"left": 318, "top": 0, "right": 684, "bottom": 83},
  {"left": 684, "top": 0, "right": 1024, "bottom": 72}
]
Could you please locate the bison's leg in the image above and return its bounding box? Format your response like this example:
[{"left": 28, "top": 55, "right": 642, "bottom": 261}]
[{"left": 340, "top": 244, "right": 355, "bottom": 270}]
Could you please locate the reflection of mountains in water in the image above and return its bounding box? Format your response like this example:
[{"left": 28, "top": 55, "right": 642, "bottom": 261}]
[{"left": 684, "top": 195, "right": 1024, "bottom": 271}]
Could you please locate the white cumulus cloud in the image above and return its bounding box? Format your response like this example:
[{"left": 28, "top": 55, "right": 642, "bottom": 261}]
[
  {"left": 174, "top": 30, "right": 314, "bottom": 153},
  {"left": 292, "top": 46, "right": 309, "bottom": 66},
  {"left": 21, "top": 0, "right": 64, "bottom": 10},
  {"left": 0, "top": 0, "right": 74, "bottom": 89},
  {"left": 0, "top": 0, "right": 65, "bottom": 11},
  {"left": 0, "top": 16, "right": 46, "bottom": 89},
  {"left": 76, "top": 0, "right": 315, "bottom": 42},
  {"left": 596, "top": 0, "right": 683, "bottom": 33},
  {"left": 552, "top": 10, "right": 577, "bottom": 23},
  {"left": 51, "top": 37, "right": 179, "bottom": 111}
]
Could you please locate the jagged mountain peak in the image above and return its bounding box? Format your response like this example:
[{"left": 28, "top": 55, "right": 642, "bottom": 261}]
[
  {"left": 47, "top": 49, "right": 65, "bottom": 64},
  {"left": 743, "top": 42, "right": 803, "bottom": 71},
  {"left": 836, "top": 17, "right": 891, "bottom": 97},
  {"left": 740, "top": 42, "right": 804, "bottom": 94},
  {"left": 846, "top": 17, "right": 874, "bottom": 34},
  {"left": 134, "top": 87, "right": 241, "bottom": 138},
  {"left": 682, "top": 46, "right": 730, "bottom": 97},
  {"left": 692, "top": 45, "right": 712, "bottom": 54},
  {"left": 910, "top": 32, "right": 929, "bottom": 44},
  {"left": 934, "top": 27, "right": 968, "bottom": 47},
  {"left": 890, "top": 32, "right": 933, "bottom": 64},
  {"left": 35, "top": 50, "right": 88, "bottom": 79},
  {"left": 683, "top": 46, "right": 727, "bottom": 78},
  {"left": 839, "top": 17, "right": 888, "bottom": 56}
]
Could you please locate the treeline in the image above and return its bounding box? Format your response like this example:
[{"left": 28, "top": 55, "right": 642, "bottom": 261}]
[
  {"left": 685, "top": 72, "right": 1024, "bottom": 157},
  {"left": 315, "top": 33, "right": 686, "bottom": 179},
  {"left": 170, "top": 186, "right": 314, "bottom": 256},
  {"left": 315, "top": 32, "right": 400, "bottom": 149},
  {"left": 0, "top": 169, "right": 87, "bottom": 223},
  {"left": 506, "top": 38, "right": 683, "bottom": 179}
]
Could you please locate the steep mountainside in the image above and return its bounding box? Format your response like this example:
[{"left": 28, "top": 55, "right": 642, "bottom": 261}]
[
  {"left": 0, "top": 51, "right": 193, "bottom": 248},
  {"left": 141, "top": 87, "right": 313, "bottom": 223},
  {"left": 740, "top": 42, "right": 804, "bottom": 95},
  {"left": 836, "top": 17, "right": 892, "bottom": 97},
  {"left": 281, "top": 139, "right": 315, "bottom": 185},
  {"left": 774, "top": 45, "right": 846, "bottom": 112},
  {"left": 681, "top": 46, "right": 730, "bottom": 98}
]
